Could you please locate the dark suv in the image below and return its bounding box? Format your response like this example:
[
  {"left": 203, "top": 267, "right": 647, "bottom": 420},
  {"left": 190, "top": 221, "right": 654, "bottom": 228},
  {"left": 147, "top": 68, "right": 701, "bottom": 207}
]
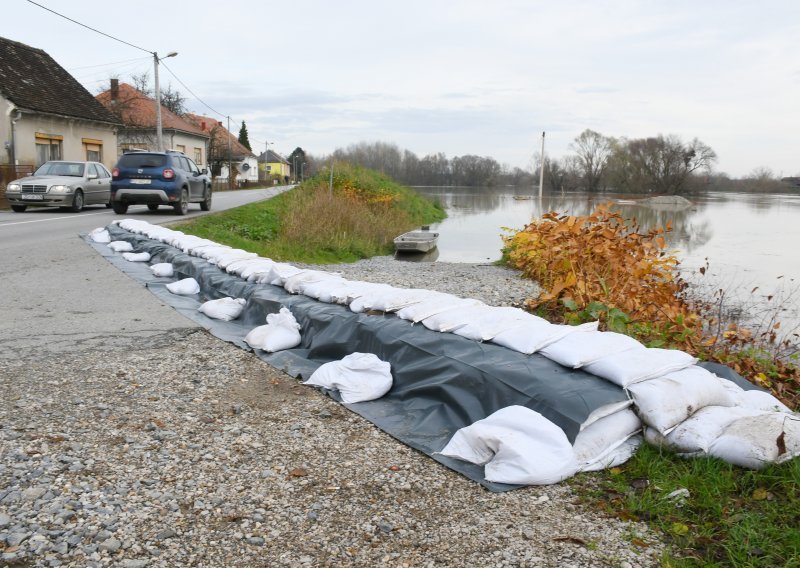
[{"left": 111, "top": 150, "right": 211, "bottom": 215}]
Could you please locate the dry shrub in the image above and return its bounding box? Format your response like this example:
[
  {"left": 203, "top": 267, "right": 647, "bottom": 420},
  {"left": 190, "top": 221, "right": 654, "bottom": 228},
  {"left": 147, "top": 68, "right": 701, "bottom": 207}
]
[{"left": 503, "top": 204, "right": 693, "bottom": 325}]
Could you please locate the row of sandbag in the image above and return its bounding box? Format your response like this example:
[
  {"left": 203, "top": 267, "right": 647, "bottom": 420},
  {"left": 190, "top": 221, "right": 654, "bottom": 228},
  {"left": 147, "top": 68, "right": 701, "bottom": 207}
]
[{"left": 93, "top": 221, "right": 800, "bottom": 481}]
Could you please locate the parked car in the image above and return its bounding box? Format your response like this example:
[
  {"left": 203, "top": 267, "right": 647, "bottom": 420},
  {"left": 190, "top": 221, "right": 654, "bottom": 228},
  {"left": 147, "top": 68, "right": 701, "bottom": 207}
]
[
  {"left": 5, "top": 161, "right": 112, "bottom": 212},
  {"left": 111, "top": 150, "right": 212, "bottom": 215}
]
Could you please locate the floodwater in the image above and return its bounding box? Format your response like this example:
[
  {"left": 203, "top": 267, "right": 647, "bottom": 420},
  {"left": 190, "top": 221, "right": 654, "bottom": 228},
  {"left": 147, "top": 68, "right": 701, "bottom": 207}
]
[{"left": 412, "top": 186, "right": 800, "bottom": 339}]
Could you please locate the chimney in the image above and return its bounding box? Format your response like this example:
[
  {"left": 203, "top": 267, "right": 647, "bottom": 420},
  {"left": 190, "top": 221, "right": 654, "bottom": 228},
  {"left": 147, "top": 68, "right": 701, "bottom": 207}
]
[
  {"left": 201, "top": 120, "right": 206, "bottom": 131},
  {"left": 110, "top": 79, "right": 119, "bottom": 101}
]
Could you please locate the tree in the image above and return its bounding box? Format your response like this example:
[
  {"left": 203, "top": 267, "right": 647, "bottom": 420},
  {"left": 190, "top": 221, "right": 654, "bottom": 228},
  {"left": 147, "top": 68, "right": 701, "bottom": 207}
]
[
  {"left": 607, "top": 134, "right": 717, "bottom": 194},
  {"left": 160, "top": 84, "right": 186, "bottom": 116},
  {"left": 131, "top": 71, "right": 151, "bottom": 96},
  {"left": 238, "top": 121, "right": 252, "bottom": 151},
  {"left": 569, "top": 129, "right": 614, "bottom": 192},
  {"left": 287, "top": 147, "right": 308, "bottom": 180}
]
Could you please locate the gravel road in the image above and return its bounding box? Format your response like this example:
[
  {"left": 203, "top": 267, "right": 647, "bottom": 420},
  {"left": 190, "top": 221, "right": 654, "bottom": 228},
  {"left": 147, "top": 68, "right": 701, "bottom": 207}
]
[{"left": 0, "top": 251, "right": 665, "bottom": 566}]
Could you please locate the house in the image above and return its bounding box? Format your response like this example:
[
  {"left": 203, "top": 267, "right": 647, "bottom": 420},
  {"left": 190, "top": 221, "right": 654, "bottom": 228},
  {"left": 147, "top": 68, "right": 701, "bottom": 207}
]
[
  {"left": 0, "top": 36, "right": 121, "bottom": 178},
  {"left": 184, "top": 113, "right": 258, "bottom": 184},
  {"left": 96, "top": 80, "right": 209, "bottom": 167},
  {"left": 259, "top": 149, "right": 291, "bottom": 182}
]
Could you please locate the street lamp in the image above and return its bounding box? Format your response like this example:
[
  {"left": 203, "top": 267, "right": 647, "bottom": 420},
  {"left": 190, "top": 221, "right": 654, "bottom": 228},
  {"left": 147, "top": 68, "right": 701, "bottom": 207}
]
[
  {"left": 264, "top": 141, "right": 273, "bottom": 183},
  {"left": 153, "top": 51, "right": 178, "bottom": 152},
  {"left": 292, "top": 155, "right": 297, "bottom": 182}
]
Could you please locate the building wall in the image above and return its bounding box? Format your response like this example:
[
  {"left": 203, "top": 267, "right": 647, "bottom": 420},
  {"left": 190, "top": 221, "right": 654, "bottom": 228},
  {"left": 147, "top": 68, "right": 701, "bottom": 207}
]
[
  {"left": 8, "top": 108, "right": 117, "bottom": 170},
  {"left": 221, "top": 156, "right": 259, "bottom": 183},
  {"left": 1, "top": 96, "right": 13, "bottom": 165},
  {"left": 263, "top": 161, "right": 290, "bottom": 178}
]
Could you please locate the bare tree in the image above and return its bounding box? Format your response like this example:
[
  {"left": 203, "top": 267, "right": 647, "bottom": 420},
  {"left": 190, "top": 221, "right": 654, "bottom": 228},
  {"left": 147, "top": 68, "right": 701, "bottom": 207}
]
[
  {"left": 569, "top": 129, "right": 614, "bottom": 192},
  {"left": 131, "top": 71, "right": 151, "bottom": 96}
]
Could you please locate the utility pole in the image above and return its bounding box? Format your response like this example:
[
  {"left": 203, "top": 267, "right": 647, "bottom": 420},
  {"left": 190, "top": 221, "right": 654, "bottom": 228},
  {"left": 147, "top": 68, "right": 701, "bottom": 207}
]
[
  {"left": 329, "top": 161, "right": 334, "bottom": 195},
  {"left": 538, "top": 131, "right": 546, "bottom": 199},
  {"left": 153, "top": 51, "right": 177, "bottom": 152},
  {"left": 227, "top": 116, "right": 233, "bottom": 190}
]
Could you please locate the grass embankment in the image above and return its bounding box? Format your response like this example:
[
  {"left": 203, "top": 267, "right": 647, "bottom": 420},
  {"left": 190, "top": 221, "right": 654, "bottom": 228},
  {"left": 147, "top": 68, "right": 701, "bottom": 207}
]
[
  {"left": 502, "top": 205, "right": 800, "bottom": 566},
  {"left": 176, "top": 163, "right": 445, "bottom": 264}
]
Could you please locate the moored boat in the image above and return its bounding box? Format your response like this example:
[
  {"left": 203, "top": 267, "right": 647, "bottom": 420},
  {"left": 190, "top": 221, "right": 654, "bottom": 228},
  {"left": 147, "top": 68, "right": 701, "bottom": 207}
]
[{"left": 394, "top": 226, "right": 439, "bottom": 253}]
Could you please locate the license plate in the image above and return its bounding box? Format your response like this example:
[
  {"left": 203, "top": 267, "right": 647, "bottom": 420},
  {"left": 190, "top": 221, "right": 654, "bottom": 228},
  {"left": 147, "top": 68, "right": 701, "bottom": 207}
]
[
  {"left": 22, "top": 194, "right": 44, "bottom": 200},
  {"left": 130, "top": 179, "right": 151, "bottom": 185}
]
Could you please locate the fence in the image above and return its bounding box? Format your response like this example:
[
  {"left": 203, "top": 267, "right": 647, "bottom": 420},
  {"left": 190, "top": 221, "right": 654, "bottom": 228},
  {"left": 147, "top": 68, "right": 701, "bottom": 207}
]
[{"left": 0, "top": 165, "right": 35, "bottom": 209}]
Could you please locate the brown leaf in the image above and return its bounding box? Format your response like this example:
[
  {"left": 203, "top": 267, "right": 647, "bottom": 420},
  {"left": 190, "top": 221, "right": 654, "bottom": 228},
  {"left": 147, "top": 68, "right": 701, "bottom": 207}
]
[
  {"left": 289, "top": 467, "right": 308, "bottom": 477},
  {"left": 777, "top": 431, "right": 787, "bottom": 456}
]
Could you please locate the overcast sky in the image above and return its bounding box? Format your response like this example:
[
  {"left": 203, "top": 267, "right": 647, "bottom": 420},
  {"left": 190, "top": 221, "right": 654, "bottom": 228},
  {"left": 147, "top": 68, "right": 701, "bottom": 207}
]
[{"left": 4, "top": 0, "right": 799, "bottom": 177}]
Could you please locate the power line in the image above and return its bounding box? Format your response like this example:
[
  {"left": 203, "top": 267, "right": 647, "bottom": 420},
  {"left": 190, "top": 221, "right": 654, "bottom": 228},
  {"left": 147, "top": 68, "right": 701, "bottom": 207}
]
[
  {"left": 25, "top": 0, "right": 152, "bottom": 54},
  {"left": 68, "top": 56, "right": 151, "bottom": 71},
  {"left": 159, "top": 61, "right": 226, "bottom": 120}
]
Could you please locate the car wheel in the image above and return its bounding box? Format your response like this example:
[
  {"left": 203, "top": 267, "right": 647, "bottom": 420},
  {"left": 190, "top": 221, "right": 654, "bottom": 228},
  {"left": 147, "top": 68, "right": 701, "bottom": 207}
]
[
  {"left": 200, "top": 186, "right": 212, "bottom": 211},
  {"left": 173, "top": 188, "right": 189, "bottom": 216},
  {"left": 11, "top": 205, "right": 27, "bottom": 213},
  {"left": 147, "top": 204, "right": 159, "bottom": 211},
  {"left": 105, "top": 202, "right": 112, "bottom": 209},
  {"left": 70, "top": 190, "right": 84, "bottom": 213},
  {"left": 112, "top": 201, "right": 128, "bottom": 214}
]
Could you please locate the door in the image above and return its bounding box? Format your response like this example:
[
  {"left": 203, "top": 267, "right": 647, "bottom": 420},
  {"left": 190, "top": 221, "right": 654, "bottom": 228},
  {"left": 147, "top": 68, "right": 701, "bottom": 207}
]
[
  {"left": 185, "top": 157, "right": 205, "bottom": 199},
  {"left": 85, "top": 163, "right": 111, "bottom": 204}
]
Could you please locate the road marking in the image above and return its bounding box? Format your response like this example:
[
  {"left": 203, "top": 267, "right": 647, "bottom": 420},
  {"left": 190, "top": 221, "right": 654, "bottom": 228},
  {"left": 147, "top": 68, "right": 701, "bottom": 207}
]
[{"left": 0, "top": 210, "right": 109, "bottom": 228}]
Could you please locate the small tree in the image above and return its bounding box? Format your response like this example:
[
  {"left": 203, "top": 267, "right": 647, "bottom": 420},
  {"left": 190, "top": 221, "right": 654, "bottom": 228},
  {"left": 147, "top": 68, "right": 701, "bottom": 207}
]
[{"left": 238, "top": 121, "right": 252, "bottom": 151}]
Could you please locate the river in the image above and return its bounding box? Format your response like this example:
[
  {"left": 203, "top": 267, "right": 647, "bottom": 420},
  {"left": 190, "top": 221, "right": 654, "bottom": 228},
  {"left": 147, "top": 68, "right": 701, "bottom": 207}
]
[{"left": 412, "top": 186, "right": 800, "bottom": 344}]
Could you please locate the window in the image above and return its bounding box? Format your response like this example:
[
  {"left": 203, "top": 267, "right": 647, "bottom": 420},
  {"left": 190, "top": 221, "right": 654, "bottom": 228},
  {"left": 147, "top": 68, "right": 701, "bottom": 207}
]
[
  {"left": 87, "top": 163, "right": 98, "bottom": 177},
  {"left": 35, "top": 133, "right": 63, "bottom": 165},
  {"left": 97, "top": 164, "right": 111, "bottom": 178},
  {"left": 82, "top": 138, "right": 103, "bottom": 162},
  {"left": 194, "top": 148, "right": 202, "bottom": 165},
  {"left": 176, "top": 144, "right": 186, "bottom": 153}
]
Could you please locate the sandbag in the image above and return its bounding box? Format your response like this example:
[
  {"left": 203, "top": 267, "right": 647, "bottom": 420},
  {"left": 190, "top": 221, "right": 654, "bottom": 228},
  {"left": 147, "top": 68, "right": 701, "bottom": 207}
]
[
  {"left": 166, "top": 278, "right": 200, "bottom": 295},
  {"left": 349, "top": 283, "right": 409, "bottom": 313},
  {"left": 149, "top": 263, "right": 174, "bottom": 277},
  {"left": 583, "top": 347, "right": 697, "bottom": 388},
  {"left": 198, "top": 297, "right": 246, "bottom": 321},
  {"left": 438, "top": 406, "right": 579, "bottom": 485},
  {"left": 244, "top": 307, "right": 302, "bottom": 352},
  {"left": 122, "top": 251, "right": 151, "bottom": 262},
  {"left": 107, "top": 240, "right": 134, "bottom": 253},
  {"left": 260, "top": 263, "right": 304, "bottom": 286},
  {"left": 419, "top": 299, "right": 490, "bottom": 333},
  {"left": 89, "top": 227, "right": 111, "bottom": 243},
  {"left": 451, "top": 306, "right": 543, "bottom": 342},
  {"left": 627, "top": 366, "right": 735, "bottom": 434},
  {"left": 730, "top": 388, "right": 793, "bottom": 414},
  {"left": 573, "top": 408, "right": 642, "bottom": 470},
  {"left": 579, "top": 435, "right": 643, "bottom": 472},
  {"left": 394, "top": 293, "right": 474, "bottom": 322},
  {"left": 284, "top": 270, "right": 342, "bottom": 295},
  {"left": 491, "top": 320, "right": 598, "bottom": 355},
  {"left": 709, "top": 412, "right": 800, "bottom": 469},
  {"left": 356, "top": 287, "right": 434, "bottom": 313},
  {"left": 540, "top": 330, "right": 643, "bottom": 368},
  {"left": 644, "top": 406, "right": 762, "bottom": 454},
  {"left": 304, "top": 352, "right": 393, "bottom": 403}
]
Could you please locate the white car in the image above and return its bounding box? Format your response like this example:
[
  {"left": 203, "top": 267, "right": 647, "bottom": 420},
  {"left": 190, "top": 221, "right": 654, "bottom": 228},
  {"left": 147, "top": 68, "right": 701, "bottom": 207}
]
[{"left": 5, "top": 160, "right": 112, "bottom": 213}]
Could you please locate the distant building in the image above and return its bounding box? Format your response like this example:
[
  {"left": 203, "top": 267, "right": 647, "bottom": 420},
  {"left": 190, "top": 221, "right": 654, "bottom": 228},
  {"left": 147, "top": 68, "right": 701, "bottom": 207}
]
[
  {"left": 0, "top": 36, "right": 120, "bottom": 174},
  {"left": 780, "top": 177, "right": 800, "bottom": 187},
  {"left": 258, "top": 149, "right": 291, "bottom": 182},
  {"left": 96, "top": 80, "right": 209, "bottom": 167},
  {"left": 184, "top": 113, "right": 257, "bottom": 184}
]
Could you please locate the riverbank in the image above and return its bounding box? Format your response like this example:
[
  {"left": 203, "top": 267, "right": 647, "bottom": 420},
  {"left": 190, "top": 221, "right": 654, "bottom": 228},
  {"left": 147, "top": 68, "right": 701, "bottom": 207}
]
[{"left": 0, "top": 255, "right": 662, "bottom": 566}]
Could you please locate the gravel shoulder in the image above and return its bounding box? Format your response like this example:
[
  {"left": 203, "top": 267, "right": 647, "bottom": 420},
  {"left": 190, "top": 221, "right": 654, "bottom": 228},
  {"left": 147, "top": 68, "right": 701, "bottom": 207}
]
[{"left": 0, "top": 255, "right": 666, "bottom": 566}]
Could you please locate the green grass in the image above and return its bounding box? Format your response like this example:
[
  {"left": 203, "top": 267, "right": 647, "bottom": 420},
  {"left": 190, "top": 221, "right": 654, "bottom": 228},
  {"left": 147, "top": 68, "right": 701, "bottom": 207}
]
[
  {"left": 575, "top": 444, "right": 800, "bottom": 566},
  {"left": 175, "top": 163, "right": 445, "bottom": 264}
]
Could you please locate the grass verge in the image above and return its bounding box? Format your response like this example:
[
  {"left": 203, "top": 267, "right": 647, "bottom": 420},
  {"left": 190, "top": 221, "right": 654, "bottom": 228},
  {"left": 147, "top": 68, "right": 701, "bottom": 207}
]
[{"left": 175, "top": 162, "right": 445, "bottom": 264}]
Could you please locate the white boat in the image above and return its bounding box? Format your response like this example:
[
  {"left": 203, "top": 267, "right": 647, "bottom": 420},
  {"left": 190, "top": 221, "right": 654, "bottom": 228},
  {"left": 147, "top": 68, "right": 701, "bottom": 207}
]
[{"left": 394, "top": 226, "right": 439, "bottom": 253}]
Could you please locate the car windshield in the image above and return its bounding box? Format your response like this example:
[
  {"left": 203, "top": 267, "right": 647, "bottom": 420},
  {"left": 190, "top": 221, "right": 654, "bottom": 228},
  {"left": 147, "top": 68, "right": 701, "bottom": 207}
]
[
  {"left": 34, "top": 162, "right": 85, "bottom": 177},
  {"left": 118, "top": 153, "right": 167, "bottom": 168}
]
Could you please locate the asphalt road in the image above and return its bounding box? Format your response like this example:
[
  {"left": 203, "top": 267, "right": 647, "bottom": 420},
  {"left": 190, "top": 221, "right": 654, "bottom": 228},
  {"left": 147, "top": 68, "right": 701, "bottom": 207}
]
[{"left": 0, "top": 186, "right": 291, "bottom": 359}]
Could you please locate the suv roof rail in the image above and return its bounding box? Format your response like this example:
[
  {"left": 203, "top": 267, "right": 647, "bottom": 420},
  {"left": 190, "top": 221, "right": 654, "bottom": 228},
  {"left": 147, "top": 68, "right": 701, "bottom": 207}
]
[
  {"left": 123, "top": 148, "right": 148, "bottom": 153},
  {"left": 166, "top": 149, "right": 186, "bottom": 155}
]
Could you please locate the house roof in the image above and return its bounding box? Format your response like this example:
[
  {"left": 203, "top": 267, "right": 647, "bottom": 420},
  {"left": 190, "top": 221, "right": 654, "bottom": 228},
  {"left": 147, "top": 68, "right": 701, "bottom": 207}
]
[
  {"left": 184, "top": 113, "right": 254, "bottom": 160},
  {"left": 0, "top": 36, "right": 120, "bottom": 125},
  {"left": 261, "top": 149, "right": 290, "bottom": 165},
  {"left": 96, "top": 82, "right": 208, "bottom": 138}
]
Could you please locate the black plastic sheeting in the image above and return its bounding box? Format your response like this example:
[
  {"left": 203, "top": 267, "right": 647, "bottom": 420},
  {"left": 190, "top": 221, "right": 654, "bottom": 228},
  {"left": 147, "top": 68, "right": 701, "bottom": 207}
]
[{"left": 87, "top": 224, "right": 761, "bottom": 491}]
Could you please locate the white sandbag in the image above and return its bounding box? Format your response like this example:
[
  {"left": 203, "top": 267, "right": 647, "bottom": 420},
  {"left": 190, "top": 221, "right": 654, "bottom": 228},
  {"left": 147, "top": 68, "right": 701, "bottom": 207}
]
[
  {"left": 240, "top": 259, "right": 277, "bottom": 281},
  {"left": 198, "top": 297, "right": 246, "bottom": 321},
  {"left": 644, "top": 405, "right": 763, "bottom": 454},
  {"left": 192, "top": 244, "right": 233, "bottom": 261},
  {"left": 349, "top": 283, "right": 407, "bottom": 312},
  {"left": 122, "top": 251, "right": 151, "bottom": 262},
  {"left": 259, "top": 263, "right": 304, "bottom": 286},
  {"left": 215, "top": 249, "right": 259, "bottom": 269},
  {"left": 149, "top": 263, "right": 174, "bottom": 277},
  {"left": 438, "top": 406, "right": 579, "bottom": 485},
  {"left": 419, "top": 299, "right": 488, "bottom": 332},
  {"left": 732, "top": 389, "right": 793, "bottom": 414},
  {"left": 284, "top": 270, "right": 342, "bottom": 294},
  {"left": 166, "top": 278, "right": 200, "bottom": 295},
  {"left": 573, "top": 408, "right": 642, "bottom": 470},
  {"left": 394, "top": 292, "right": 472, "bottom": 322},
  {"left": 89, "top": 227, "right": 111, "bottom": 243},
  {"left": 627, "top": 365, "right": 736, "bottom": 434},
  {"left": 358, "top": 288, "right": 434, "bottom": 313},
  {"left": 580, "top": 400, "right": 635, "bottom": 430},
  {"left": 244, "top": 307, "right": 301, "bottom": 352},
  {"left": 301, "top": 276, "right": 349, "bottom": 302},
  {"left": 323, "top": 280, "right": 384, "bottom": 306},
  {"left": 304, "top": 352, "right": 393, "bottom": 403},
  {"left": 709, "top": 412, "right": 800, "bottom": 469},
  {"left": 580, "top": 435, "right": 643, "bottom": 472},
  {"left": 451, "top": 306, "right": 544, "bottom": 342},
  {"left": 491, "top": 320, "right": 599, "bottom": 355},
  {"left": 540, "top": 330, "right": 643, "bottom": 368},
  {"left": 583, "top": 347, "right": 697, "bottom": 388},
  {"left": 107, "top": 240, "right": 134, "bottom": 252}
]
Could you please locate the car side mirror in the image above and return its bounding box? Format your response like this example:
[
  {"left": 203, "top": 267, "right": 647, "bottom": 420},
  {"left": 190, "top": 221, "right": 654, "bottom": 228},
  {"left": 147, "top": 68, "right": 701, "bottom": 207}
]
[
  {"left": 88, "top": 174, "right": 98, "bottom": 180},
  {"left": 201, "top": 168, "right": 208, "bottom": 175}
]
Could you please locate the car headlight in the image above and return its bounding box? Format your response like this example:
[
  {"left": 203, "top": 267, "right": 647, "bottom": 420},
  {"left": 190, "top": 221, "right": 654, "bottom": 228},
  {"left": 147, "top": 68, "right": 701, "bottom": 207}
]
[
  {"left": 6, "top": 183, "right": 20, "bottom": 192},
  {"left": 50, "top": 185, "right": 73, "bottom": 193}
]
